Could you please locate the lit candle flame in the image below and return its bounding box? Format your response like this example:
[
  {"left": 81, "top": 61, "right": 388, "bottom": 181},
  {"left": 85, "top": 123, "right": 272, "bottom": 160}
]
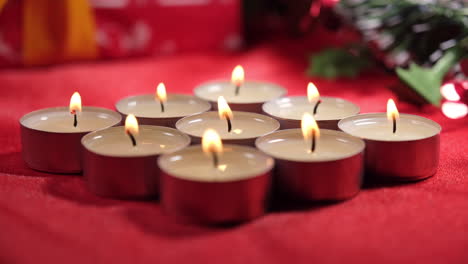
[
  {"left": 387, "top": 99, "right": 399, "bottom": 133},
  {"left": 218, "top": 96, "right": 233, "bottom": 120},
  {"left": 386, "top": 99, "right": 399, "bottom": 121},
  {"left": 202, "top": 129, "right": 223, "bottom": 154},
  {"left": 69, "top": 92, "right": 82, "bottom": 114},
  {"left": 231, "top": 65, "right": 244, "bottom": 87},
  {"left": 307, "top": 82, "right": 320, "bottom": 103},
  {"left": 155, "top": 82, "right": 167, "bottom": 103},
  {"left": 302, "top": 113, "right": 320, "bottom": 141},
  {"left": 302, "top": 113, "right": 319, "bottom": 152},
  {"left": 202, "top": 129, "right": 223, "bottom": 168},
  {"left": 125, "top": 114, "right": 139, "bottom": 136},
  {"left": 307, "top": 82, "right": 322, "bottom": 115},
  {"left": 218, "top": 96, "right": 233, "bottom": 132}
]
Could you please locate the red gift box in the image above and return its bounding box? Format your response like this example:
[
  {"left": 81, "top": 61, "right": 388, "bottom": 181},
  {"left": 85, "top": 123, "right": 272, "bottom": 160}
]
[{"left": 0, "top": 0, "right": 242, "bottom": 66}]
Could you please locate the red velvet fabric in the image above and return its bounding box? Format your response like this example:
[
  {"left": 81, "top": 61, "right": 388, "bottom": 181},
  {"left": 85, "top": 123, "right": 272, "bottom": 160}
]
[{"left": 1, "top": 38, "right": 468, "bottom": 263}]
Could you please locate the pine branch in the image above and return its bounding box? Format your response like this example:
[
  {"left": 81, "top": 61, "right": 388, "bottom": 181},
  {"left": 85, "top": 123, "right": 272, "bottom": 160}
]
[{"left": 335, "top": 0, "right": 468, "bottom": 105}]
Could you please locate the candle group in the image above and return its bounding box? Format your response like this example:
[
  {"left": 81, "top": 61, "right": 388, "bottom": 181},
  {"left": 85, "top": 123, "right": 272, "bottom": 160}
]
[{"left": 19, "top": 66, "right": 441, "bottom": 225}]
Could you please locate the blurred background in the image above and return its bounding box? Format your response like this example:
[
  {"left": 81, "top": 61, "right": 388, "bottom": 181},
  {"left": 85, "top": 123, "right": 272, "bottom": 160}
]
[
  {"left": 0, "top": 0, "right": 318, "bottom": 65},
  {"left": 0, "top": 0, "right": 467, "bottom": 118}
]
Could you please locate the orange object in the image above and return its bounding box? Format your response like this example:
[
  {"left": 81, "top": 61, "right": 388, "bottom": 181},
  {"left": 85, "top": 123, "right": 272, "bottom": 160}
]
[
  {"left": 0, "top": 0, "right": 6, "bottom": 11},
  {"left": 22, "top": 0, "right": 97, "bottom": 65}
]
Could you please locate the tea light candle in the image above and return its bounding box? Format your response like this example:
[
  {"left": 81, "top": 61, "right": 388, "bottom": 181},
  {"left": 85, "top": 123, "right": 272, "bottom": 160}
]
[
  {"left": 115, "top": 83, "right": 211, "bottom": 128},
  {"left": 176, "top": 96, "right": 280, "bottom": 146},
  {"left": 338, "top": 99, "right": 441, "bottom": 181},
  {"left": 263, "top": 82, "right": 360, "bottom": 130},
  {"left": 194, "top": 65, "right": 287, "bottom": 113},
  {"left": 20, "top": 92, "right": 121, "bottom": 173},
  {"left": 159, "top": 129, "right": 274, "bottom": 224},
  {"left": 256, "top": 113, "right": 365, "bottom": 201},
  {"left": 82, "top": 115, "right": 190, "bottom": 199}
]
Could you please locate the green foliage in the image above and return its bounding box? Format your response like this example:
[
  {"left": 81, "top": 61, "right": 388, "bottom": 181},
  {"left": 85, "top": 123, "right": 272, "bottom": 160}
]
[
  {"left": 338, "top": 0, "right": 468, "bottom": 66},
  {"left": 307, "top": 48, "right": 371, "bottom": 79},
  {"left": 396, "top": 48, "right": 463, "bottom": 106},
  {"left": 396, "top": 64, "right": 442, "bottom": 106},
  {"left": 315, "top": 0, "right": 468, "bottom": 105}
]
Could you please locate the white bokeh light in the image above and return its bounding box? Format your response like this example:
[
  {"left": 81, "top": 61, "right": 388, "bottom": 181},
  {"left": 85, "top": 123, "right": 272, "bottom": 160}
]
[{"left": 442, "top": 102, "right": 468, "bottom": 119}]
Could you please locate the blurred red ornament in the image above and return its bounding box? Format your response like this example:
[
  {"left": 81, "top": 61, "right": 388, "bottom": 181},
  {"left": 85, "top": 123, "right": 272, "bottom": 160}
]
[
  {"left": 440, "top": 80, "right": 468, "bottom": 119},
  {"left": 460, "top": 59, "right": 468, "bottom": 76},
  {"left": 310, "top": 0, "right": 339, "bottom": 17},
  {"left": 309, "top": 0, "right": 341, "bottom": 30}
]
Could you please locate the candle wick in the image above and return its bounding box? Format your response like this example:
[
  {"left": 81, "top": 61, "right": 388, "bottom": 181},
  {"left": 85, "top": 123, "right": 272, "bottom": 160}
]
[
  {"left": 392, "top": 115, "right": 397, "bottom": 134},
  {"left": 160, "top": 101, "right": 165, "bottom": 113},
  {"left": 212, "top": 152, "right": 219, "bottom": 168},
  {"left": 73, "top": 113, "right": 78, "bottom": 127},
  {"left": 311, "top": 130, "right": 316, "bottom": 152},
  {"left": 128, "top": 132, "right": 137, "bottom": 147},
  {"left": 313, "top": 100, "right": 322, "bottom": 115},
  {"left": 234, "top": 84, "right": 241, "bottom": 96},
  {"left": 225, "top": 115, "right": 232, "bottom": 133}
]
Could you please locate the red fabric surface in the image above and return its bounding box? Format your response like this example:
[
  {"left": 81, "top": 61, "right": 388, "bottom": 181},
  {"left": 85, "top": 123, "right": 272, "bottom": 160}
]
[{"left": 1, "top": 38, "right": 468, "bottom": 264}]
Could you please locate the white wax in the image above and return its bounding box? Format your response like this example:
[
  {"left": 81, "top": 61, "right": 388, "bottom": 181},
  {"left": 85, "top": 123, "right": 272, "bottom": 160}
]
[
  {"left": 176, "top": 111, "right": 280, "bottom": 139},
  {"left": 194, "top": 81, "right": 287, "bottom": 103},
  {"left": 263, "top": 96, "right": 360, "bottom": 121},
  {"left": 158, "top": 145, "right": 274, "bottom": 182},
  {"left": 256, "top": 129, "right": 365, "bottom": 162},
  {"left": 82, "top": 125, "right": 190, "bottom": 157},
  {"left": 20, "top": 107, "right": 121, "bottom": 133},
  {"left": 115, "top": 94, "right": 211, "bottom": 118},
  {"left": 338, "top": 113, "right": 441, "bottom": 141}
]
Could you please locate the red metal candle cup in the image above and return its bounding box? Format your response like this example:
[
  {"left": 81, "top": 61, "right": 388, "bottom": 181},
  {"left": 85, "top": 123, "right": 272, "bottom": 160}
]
[
  {"left": 115, "top": 94, "right": 211, "bottom": 128},
  {"left": 158, "top": 145, "right": 274, "bottom": 225},
  {"left": 338, "top": 113, "right": 441, "bottom": 181},
  {"left": 20, "top": 106, "right": 121, "bottom": 173},
  {"left": 82, "top": 125, "right": 190, "bottom": 199},
  {"left": 194, "top": 81, "right": 287, "bottom": 113},
  {"left": 256, "top": 129, "right": 365, "bottom": 201},
  {"left": 175, "top": 111, "right": 280, "bottom": 146},
  {"left": 262, "top": 96, "right": 360, "bottom": 130}
]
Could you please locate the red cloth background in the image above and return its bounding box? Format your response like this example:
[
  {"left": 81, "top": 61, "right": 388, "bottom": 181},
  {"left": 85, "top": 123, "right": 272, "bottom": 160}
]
[
  {"left": 1, "top": 36, "right": 468, "bottom": 263},
  {"left": 0, "top": 0, "right": 241, "bottom": 66}
]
